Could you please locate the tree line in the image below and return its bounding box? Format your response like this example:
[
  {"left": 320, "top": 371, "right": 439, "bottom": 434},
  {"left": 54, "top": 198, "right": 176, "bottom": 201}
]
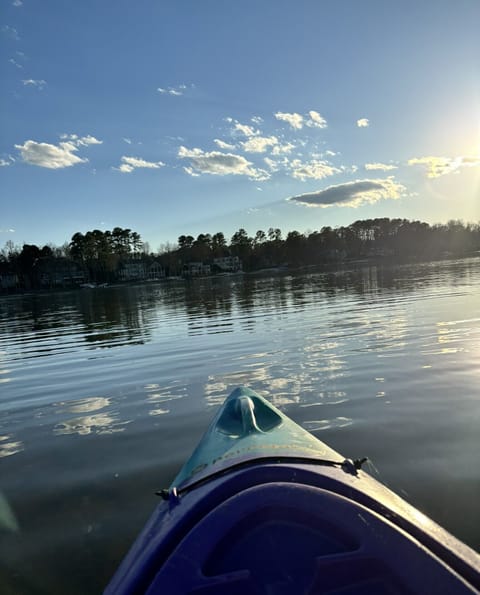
[
  {"left": 1, "top": 219, "right": 480, "bottom": 291},
  {"left": 0, "top": 227, "right": 147, "bottom": 289},
  {"left": 162, "top": 219, "right": 480, "bottom": 272}
]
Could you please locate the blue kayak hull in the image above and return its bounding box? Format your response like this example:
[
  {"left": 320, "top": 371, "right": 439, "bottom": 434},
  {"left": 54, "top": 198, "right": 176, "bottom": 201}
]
[{"left": 105, "top": 388, "right": 480, "bottom": 594}]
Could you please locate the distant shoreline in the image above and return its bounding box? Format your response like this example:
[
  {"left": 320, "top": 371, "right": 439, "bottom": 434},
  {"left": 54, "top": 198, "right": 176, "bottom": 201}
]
[{"left": 2, "top": 252, "right": 479, "bottom": 297}]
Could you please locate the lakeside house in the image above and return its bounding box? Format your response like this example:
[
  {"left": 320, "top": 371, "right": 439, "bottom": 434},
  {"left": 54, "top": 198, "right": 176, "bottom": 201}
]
[
  {"left": 119, "top": 260, "right": 165, "bottom": 281},
  {"left": 148, "top": 262, "right": 165, "bottom": 280},
  {"left": 118, "top": 262, "right": 147, "bottom": 281},
  {"left": 183, "top": 262, "right": 211, "bottom": 277},
  {"left": 212, "top": 256, "right": 242, "bottom": 273},
  {"left": 37, "top": 258, "right": 86, "bottom": 288},
  {"left": 0, "top": 272, "right": 19, "bottom": 290}
]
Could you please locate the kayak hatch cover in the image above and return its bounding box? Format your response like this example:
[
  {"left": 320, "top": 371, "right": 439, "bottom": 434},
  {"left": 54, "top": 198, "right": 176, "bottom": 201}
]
[{"left": 105, "top": 387, "right": 480, "bottom": 595}]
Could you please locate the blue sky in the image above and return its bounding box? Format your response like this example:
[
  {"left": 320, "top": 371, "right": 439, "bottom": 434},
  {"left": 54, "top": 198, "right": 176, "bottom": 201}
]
[{"left": 1, "top": 0, "right": 480, "bottom": 250}]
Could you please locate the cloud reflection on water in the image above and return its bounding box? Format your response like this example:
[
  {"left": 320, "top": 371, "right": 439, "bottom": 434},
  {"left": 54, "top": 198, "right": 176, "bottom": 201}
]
[
  {"left": 53, "top": 395, "right": 129, "bottom": 436},
  {"left": 303, "top": 417, "right": 353, "bottom": 431},
  {"left": 63, "top": 397, "right": 111, "bottom": 413},
  {"left": 54, "top": 413, "right": 129, "bottom": 436},
  {"left": 149, "top": 408, "right": 170, "bottom": 416},
  {"left": 143, "top": 381, "right": 186, "bottom": 418},
  {"left": 0, "top": 435, "right": 24, "bottom": 458}
]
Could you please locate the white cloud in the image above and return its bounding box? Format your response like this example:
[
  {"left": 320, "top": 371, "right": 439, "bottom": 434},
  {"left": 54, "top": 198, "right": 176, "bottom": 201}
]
[
  {"left": 289, "top": 159, "right": 340, "bottom": 181},
  {"left": 408, "top": 156, "right": 456, "bottom": 178},
  {"left": 271, "top": 141, "right": 295, "bottom": 155},
  {"left": 9, "top": 58, "right": 23, "bottom": 69},
  {"left": 274, "top": 110, "right": 327, "bottom": 130},
  {"left": 22, "top": 79, "right": 47, "bottom": 89},
  {"left": 0, "top": 159, "right": 11, "bottom": 167},
  {"left": 157, "top": 84, "right": 187, "bottom": 96},
  {"left": 214, "top": 139, "right": 236, "bottom": 150},
  {"left": 60, "top": 134, "right": 102, "bottom": 147},
  {"left": 288, "top": 178, "right": 405, "bottom": 208},
  {"left": 365, "top": 162, "right": 397, "bottom": 171},
  {"left": 306, "top": 110, "right": 327, "bottom": 128},
  {"left": 241, "top": 135, "right": 278, "bottom": 153},
  {"left": 233, "top": 122, "right": 259, "bottom": 137},
  {"left": 77, "top": 135, "right": 102, "bottom": 146},
  {"left": 408, "top": 155, "right": 480, "bottom": 178},
  {"left": 15, "top": 134, "right": 102, "bottom": 169},
  {"left": 178, "top": 146, "right": 269, "bottom": 180},
  {"left": 357, "top": 118, "right": 370, "bottom": 128},
  {"left": 459, "top": 156, "right": 480, "bottom": 167},
  {"left": 0, "top": 228, "right": 15, "bottom": 233},
  {"left": 251, "top": 116, "right": 263, "bottom": 124},
  {"left": 13, "top": 0, "right": 23, "bottom": 6},
  {"left": 275, "top": 111, "right": 304, "bottom": 129},
  {"left": 183, "top": 166, "right": 201, "bottom": 177},
  {"left": 115, "top": 156, "right": 165, "bottom": 173},
  {"left": 123, "top": 137, "right": 132, "bottom": 144},
  {"left": 264, "top": 157, "right": 279, "bottom": 172},
  {"left": 15, "top": 140, "right": 88, "bottom": 169}
]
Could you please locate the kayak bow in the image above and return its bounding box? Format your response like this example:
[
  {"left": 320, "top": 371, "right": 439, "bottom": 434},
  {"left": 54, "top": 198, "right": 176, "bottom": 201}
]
[{"left": 105, "top": 387, "right": 480, "bottom": 594}]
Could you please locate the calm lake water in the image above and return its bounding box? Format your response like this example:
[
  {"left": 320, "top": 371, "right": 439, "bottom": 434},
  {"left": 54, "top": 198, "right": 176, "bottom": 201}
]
[{"left": 1, "top": 258, "right": 479, "bottom": 593}]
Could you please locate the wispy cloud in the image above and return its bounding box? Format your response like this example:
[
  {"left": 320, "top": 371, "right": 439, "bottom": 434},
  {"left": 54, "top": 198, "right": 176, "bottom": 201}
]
[
  {"left": 22, "top": 79, "right": 47, "bottom": 90},
  {"left": 2, "top": 25, "right": 20, "bottom": 41},
  {"left": 306, "top": 110, "right": 327, "bottom": 128},
  {"left": 408, "top": 155, "right": 480, "bottom": 178},
  {"left": 157, "top": 84, "right": 187, "bottom": 96},
  {"left": 264, "top": 157, "right": 279, "bottom": 172},
  {"left": 123, "top": 137, "right": 132, "bottom": 144},
  {"left": 460, "top": 156, "right": 480, "bottom": 167},
  {"left": 60, "top": 134, "right": 102, "bottom": 147},
  {"left": 273, "top": 144, "right": 295, "bottom": 157},
  {"left": 0, "top": 155, "right": 15, "bottom": 167},
  {"left": 365, "top": 162, "right": 397, "bottom": 171},
  {"left": 15, "top": 135, "right": 102, "bottom": 169},
  {"left": 357, "top": 118, "right": 370, "bottom": 128},
  {"left": 271, "top": 141, "right": 295, "bottom": 155},
  {"left": 275, "top": 111, "right": 304, "bottom": 130},
  {"left": 241, "top": 135, "right": 278, "bottom": 153},
  {"left": 407, "top": 156, "right": 455, "bottom": 178},
  {"left": 0, "top": 228, "right": 16, "bottom": 233},
  {"left": 214, "top": 139, "right": 236, "bottom": 150},
  {"left": 9, "top": 58, "right": 23, "bottom": 69},
  {"left": 288, "top": 178, "right": 405, "bottom": 208},
  {"left": 289, "top": 159, "right": 340, "bottom": 181},
  {"left": 115, "top": 156, "right": 165, "bottom": 173},
  {"left": 275, "top": 110, "right": 328, "bottom": 130},
  {"left": 13, "top": 0, "right": 23, "bottom": 6},
  {"left": 233, "top": 122, "right": 259, "bottom": 137},
  {"left": 178, "top": 146, "right": 269, "bottom": 180}
]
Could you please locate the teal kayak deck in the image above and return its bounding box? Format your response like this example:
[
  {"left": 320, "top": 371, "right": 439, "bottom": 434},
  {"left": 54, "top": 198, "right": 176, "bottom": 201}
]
[
  {"left": 106, "top": 387, "right": 480, "bottom": 594},
  {"left": 172, "top": 387, "right": 345, "bottom": 490}
]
